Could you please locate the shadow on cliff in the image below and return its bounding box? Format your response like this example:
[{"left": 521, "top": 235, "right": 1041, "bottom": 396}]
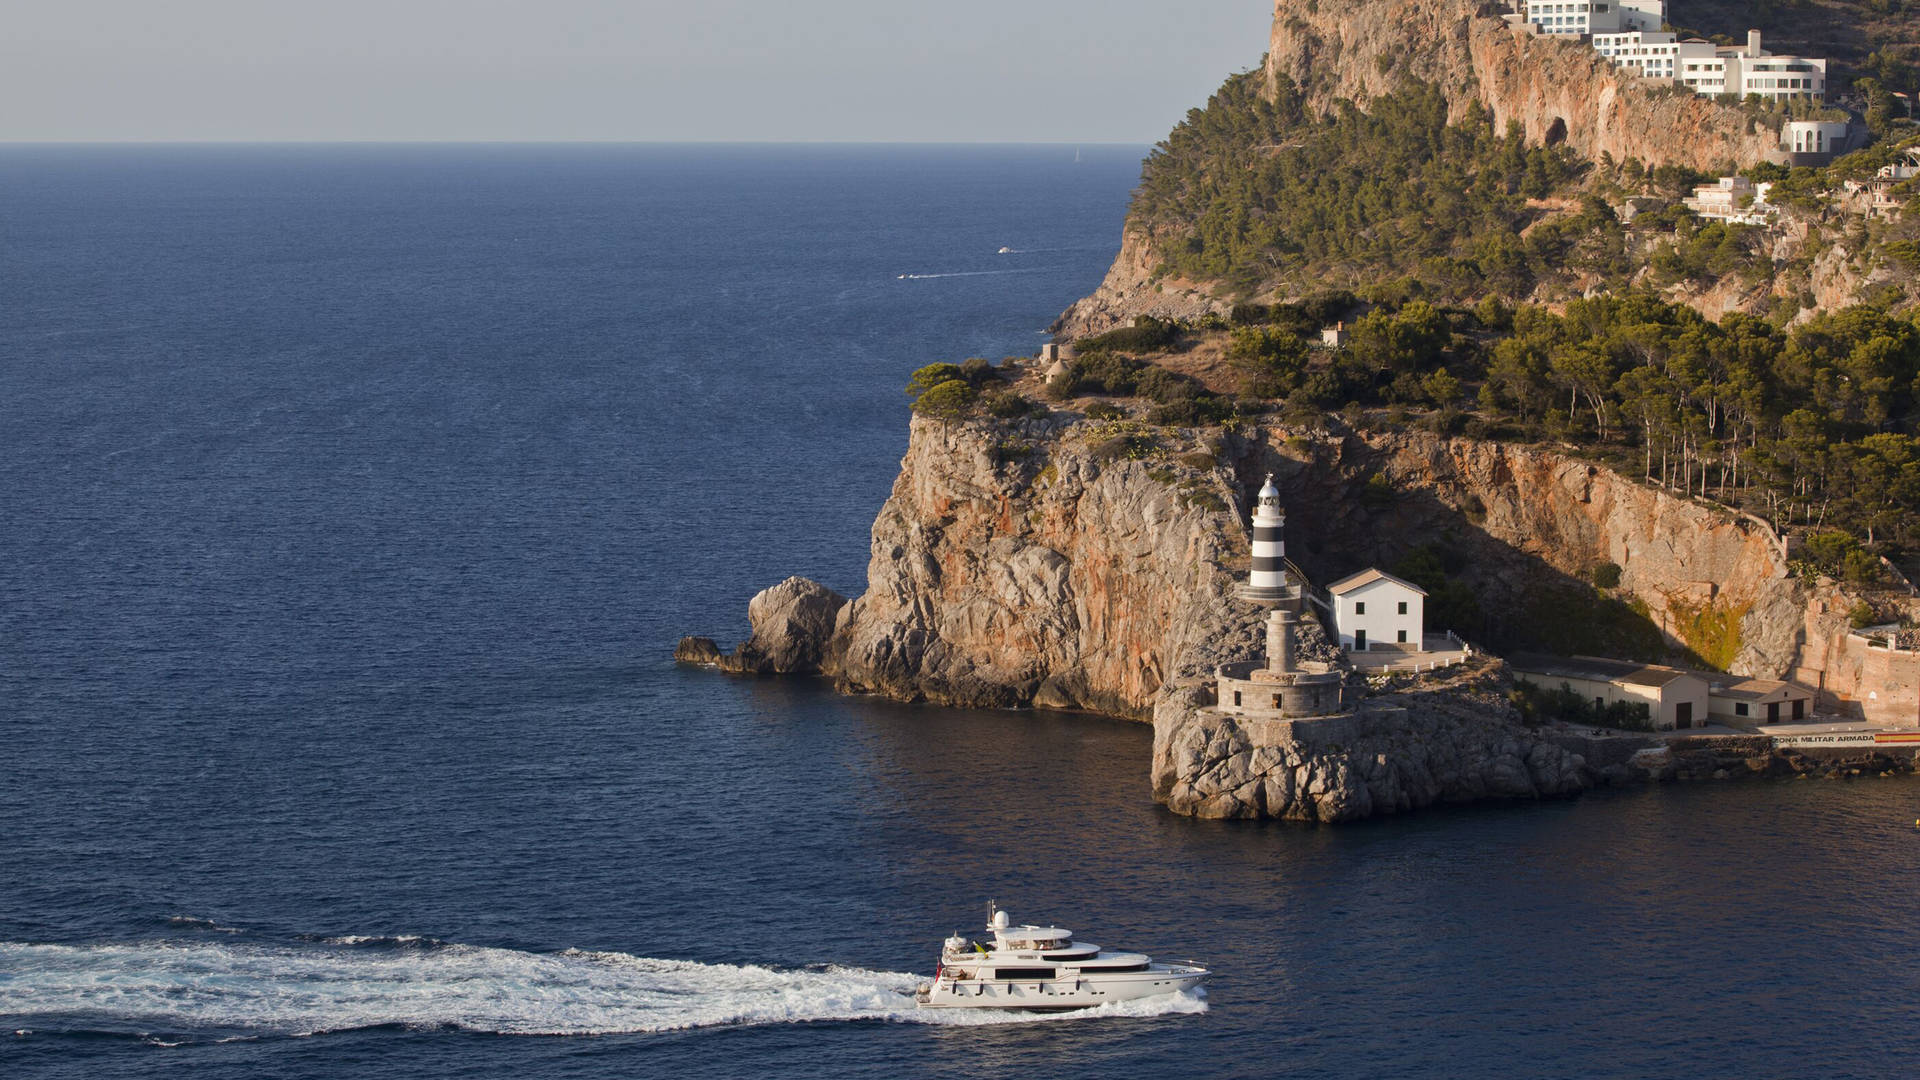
[{"left": 1235, "top": 433, "right": 1708, "bottom": 667}]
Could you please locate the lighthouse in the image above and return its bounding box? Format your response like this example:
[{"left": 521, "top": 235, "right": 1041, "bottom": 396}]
[
  {"left": 1215, "top": 472, "right": 1345, "bottom": 718},
  {"left": 1237, "top": 474, "right": 1298, "bottom": 607}
]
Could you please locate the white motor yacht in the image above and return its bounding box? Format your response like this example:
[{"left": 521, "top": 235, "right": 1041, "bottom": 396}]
[{"left": 914, "top": 902, "right": 1207, "bottom": 1011}]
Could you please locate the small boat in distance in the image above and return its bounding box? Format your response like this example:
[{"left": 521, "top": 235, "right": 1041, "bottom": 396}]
[
  {"left": 997, "top": 246, "right": 1015, "bottom": 254},
  {"left": 915, "top": 902, "right": 1207, "bottom": 1011}
]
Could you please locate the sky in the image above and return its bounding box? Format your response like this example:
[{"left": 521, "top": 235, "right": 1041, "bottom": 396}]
[{"left": 1, "top": 1, "right": 1274, "bottom": 143}]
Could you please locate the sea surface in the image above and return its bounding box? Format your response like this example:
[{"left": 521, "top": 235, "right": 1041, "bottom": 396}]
[{"left": 3, "top": 144, "right": 1918, "bottom": 1079}]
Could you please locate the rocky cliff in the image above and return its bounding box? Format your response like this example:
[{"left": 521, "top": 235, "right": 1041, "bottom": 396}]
[
  {"left": 1267, "top": 0, "right": 1779, "bottom": 173},
  {"left": 687, "top": 409, "right": 1919, "bottom": 818},
  {"left": 818, "top": 415, "right": 1259, "bottom": 718}
]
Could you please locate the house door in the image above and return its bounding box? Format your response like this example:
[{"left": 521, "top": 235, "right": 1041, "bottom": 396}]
[
  {"left": 1767, "top": 701, "right": 1780, "bottom": 724},
  {"left": 1792, "top": 698, "right": 1805, "bottom": 720},
  {"left": 1676, "top": 702, "right": 1693, "bottom": 729},
  {"left": 1354, "top": 629, "right": 1367, "bottom": 651}
]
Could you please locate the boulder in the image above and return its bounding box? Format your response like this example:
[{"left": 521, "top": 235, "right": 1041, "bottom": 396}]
[
  {"left": 673, "top": 636, "right": 723, "bottom": 665},
  {"left": 719, "top": 576, "right": 848, "bottom": 676}
]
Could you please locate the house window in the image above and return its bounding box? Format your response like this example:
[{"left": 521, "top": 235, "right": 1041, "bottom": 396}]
[
  {"left": 1595, "top": 696, "right": 1605, "bottom": 709},
  {"left": 1397, "top": 630, "right": 1408, "bottom": 643},
  {"left": 1734, "top": 702, "right": 1749, "bottom": 717},
  {"left": 1233, "top": 691, "right": 1242, "bottom": 707},
  {"left": 1398, "top": 601, "right": 1407, "bottom": 615},
  {"left": 1355, "top": 601, "right": 1365, "bottom": 615}
]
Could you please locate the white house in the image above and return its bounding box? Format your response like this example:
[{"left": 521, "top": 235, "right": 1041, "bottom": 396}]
[
  {"left": 1525, "top": 0, "right": 1663, "bottom": 37},
  {"left": 1328, "top": 569, "right": 1426, "bottom": 654},
  {"left": 1783, "top": 119, "right": 1849, "bottom": 159},
  {"left": 1683, "top": 176, "right": 1776, "bottom": 224}
]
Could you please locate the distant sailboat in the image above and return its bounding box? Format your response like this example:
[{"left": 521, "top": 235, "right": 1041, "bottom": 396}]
[{"left": 1074, "top": 147, "right": 1083, "bottom": 163}]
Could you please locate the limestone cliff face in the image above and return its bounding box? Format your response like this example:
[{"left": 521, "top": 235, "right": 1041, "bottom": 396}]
[
  {"left": 1275, "top": 431, "right": 1791, "bottom": 670},
  {"left": 1050, "top": 231, "right": 1228, "bottom": 340},
  {"left": 1266, "top": 0, "right": 1779, "bottom": 173},
  {"left": 822, "top": 415, "right": 1259, "bottom": 719},
  {"left": 1258, "top": 430, "right": 1920, "bottom": 722},
  {"left": 809, "top": 416, "right": 1913, "bottom": 729}
]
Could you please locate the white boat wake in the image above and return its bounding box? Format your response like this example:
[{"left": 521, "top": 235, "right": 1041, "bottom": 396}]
[
  {"left": 0, "top": 936, "right": 1204, "bottom": 1042},
  {"left": 896, "top": 267, "right": 1056, "bottom": 280}
]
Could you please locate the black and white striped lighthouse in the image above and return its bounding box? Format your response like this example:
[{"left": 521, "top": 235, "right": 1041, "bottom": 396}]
[{"left": 1237, "top": 474, "right": 1296, "bottom": 606}]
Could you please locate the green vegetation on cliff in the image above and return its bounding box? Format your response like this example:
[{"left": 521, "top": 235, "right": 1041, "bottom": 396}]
[{"left": 1132, "top": 75, "right": 1579, "bottom": 294}]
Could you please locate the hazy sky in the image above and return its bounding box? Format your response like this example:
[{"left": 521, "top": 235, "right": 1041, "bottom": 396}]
[{"left": 1, "top": 1, "right": 1273, "bottom": 143}]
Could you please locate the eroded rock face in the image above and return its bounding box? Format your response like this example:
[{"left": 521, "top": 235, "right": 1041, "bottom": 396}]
[
  {"left": 1267, "top": 0, "right": 1778, "bottom": 174},
  {"left": 822, "top": 416, "right": 1254, "bottom": 717}
]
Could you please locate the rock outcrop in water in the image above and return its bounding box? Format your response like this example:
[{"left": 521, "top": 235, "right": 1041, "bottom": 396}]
[{"left": 678, "top": 576, "right": 848, "bottom": 676}]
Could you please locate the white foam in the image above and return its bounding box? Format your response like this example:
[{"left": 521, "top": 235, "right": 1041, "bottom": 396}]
[
  {"left": 896, "top": 268, "right": 1056, "bottom": 280},
  {"left": 0, "top": 938, "right": 1203, "bottom": 1040}
]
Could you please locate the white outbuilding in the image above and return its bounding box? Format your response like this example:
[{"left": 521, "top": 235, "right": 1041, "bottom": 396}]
[{"left": 1327, "top": 569, "right": 1426, "bottom": 654}]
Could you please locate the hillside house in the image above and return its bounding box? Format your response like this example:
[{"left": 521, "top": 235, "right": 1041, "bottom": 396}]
[
  {"left": 1328, "top": 569, "right": 1425, "bottom": 654},
  {"left": 1683, "top": 176, "right": 1775, "bottom": 224},
  {"left": 1523, "top": 0, "right": 1663, "bottom": 37}
]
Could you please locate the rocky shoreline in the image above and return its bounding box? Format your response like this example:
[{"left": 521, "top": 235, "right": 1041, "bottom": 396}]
[{"left": 674, "top": 409, "right": 1917, "bottom": 823}]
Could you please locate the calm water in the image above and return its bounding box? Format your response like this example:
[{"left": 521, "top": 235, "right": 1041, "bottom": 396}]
[{"left": 3, "top": 145, "right": 1918, "bottom": 1079}]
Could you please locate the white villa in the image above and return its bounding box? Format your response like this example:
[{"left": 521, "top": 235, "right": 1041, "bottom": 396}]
[
  {"left": 1523, "top": 1, "right": 1663, "bottom": 37},
  {"left": 1328, "top": 569, "right": 1426, "bottom": 654},
  {"left": 1515, "top": 2, "right": 1830, "bottom": 104},
  {"left": 1683, "top": 175, "right": 1776, "bottom": 225},
  {"left": 1593, "top": 29, "right": 1826, "bottom": 101}
]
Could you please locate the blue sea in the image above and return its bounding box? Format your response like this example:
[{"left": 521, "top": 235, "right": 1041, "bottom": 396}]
[{"left": 3, "top": 144, "right": 1918, "bottom": 1079}]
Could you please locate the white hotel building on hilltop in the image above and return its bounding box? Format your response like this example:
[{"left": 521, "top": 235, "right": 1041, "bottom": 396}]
[
  {"left": 1518, "top": 3, "right": 1828, "bottom": 103},
  {"left": 1593, "top": 29, "right": 1826, "bottom": 101},
  {"left": 1524, "top": 1, "right": 1663, "bottom": 37}
]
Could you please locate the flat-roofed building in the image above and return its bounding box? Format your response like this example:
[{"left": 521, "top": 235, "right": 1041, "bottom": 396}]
[
  {"left": 1509, "top": 653, "right": 1711, "bottom": 730},
  {"left": 1703, "top": 676, "right": 1813, "bottom": 727}
]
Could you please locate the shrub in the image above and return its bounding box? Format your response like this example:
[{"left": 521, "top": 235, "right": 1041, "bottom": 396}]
[
  {"left": 984, "top": 391, "right": 1043, "bottom": 418},
  {"left": 1084, "top": 402, "right": 1127, "bottom": 420},
  {"left": 1178, "top": 450, "right": 1220, "bottom": 471},
  {"left": 905, "top": 363, "right": 966, "bottom": 401},
  {"left": 911, "top": 379, "right": 977, "bottom": 420},
  {"left": 1850, "top": 601, "right": 1878, "bottom": 630},
  {"left": 991, "top": 439, "right": 1034, "bottom": 464},
  {"left": 1091, "top": 432, "right": 1158, "bottom": 461},
  {"left": 1075, "top": 315, "right": 1181, "bottom": 355},
  {"left": 1592, "top": 562, "right": 1623, "bottom": 589}
]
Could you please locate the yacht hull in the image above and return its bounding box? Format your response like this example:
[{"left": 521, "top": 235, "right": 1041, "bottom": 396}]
[{"left": 915, "top": 966, "right": 1206, "bottom": 1010}]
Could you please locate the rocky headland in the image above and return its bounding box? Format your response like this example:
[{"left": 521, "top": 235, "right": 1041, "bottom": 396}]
[{"left": 680, "top": 405, "right": 1919, "bottom": 821}]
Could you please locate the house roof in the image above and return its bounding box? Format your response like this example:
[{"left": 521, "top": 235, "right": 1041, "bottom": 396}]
[
  {"left": 1326, "top": 568, "right": 1428, "bottom": 597},
  {"left": 1508, "top": 653, "right": 1704, "bottom": 690},
  {"left": 1704, "top": 677, "right": 1810, "bottom": 702}
]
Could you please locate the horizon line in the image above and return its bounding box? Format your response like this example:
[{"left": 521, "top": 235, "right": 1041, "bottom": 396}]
[{"left": 0, "top": 138, "right": 1156, "bottom": 148}]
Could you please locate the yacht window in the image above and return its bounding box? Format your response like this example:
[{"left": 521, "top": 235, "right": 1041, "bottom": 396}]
[{"left": 993, "top": 968, "right": 1056, "bottom": 980}]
